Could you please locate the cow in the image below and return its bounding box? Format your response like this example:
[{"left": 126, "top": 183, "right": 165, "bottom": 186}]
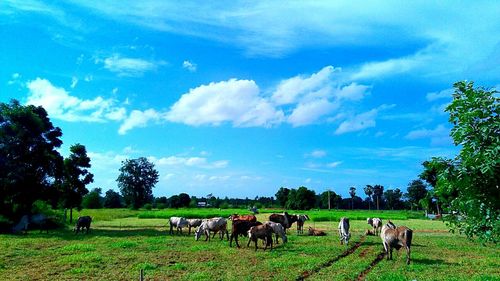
[
  {"left": 186, "top": 218, "right": 202, "bottom": 235},
  {"left": 365, "top": 229, "right": 376, "bottom": 236},
  {"left": 269, "top": 212, "right": 298, "bottom": 232},
  {"left": 228, "top": 214, "right": 257, "bottom": 222},
  {"left": 169, "top": 217, "right": 188, "bottom": 235},
  {"left": 195, "top": 217, "right": 229, "bottom": 241},
  {"left": 295, "top": 214, "right": 310, "bottom": 234},
  {"left": 12, "top": 214, "right": 58, "bottom": 234},
  {"left": 308, "top": 227, "right": 327, "bottom": 236},
  {"left": 263, "top": 221, "right": 287, "bottom": 244},
  {"left": 367, "top": 217, "right": 383, "bottom": 235},
  {"left": 74, "top": 216, "right": 92, "bottom": 234},
  {"left": 230, "top": 220, "right": 262, "bottom": 247},
  {"left": 380, "top": 221, "right": 413, "bottom": 265},
  {"left": 247, "top": 224, "right": 273, "bottom": 251},
  {"left": 338, "top": 217, "right": 351, "bottom": 246}
]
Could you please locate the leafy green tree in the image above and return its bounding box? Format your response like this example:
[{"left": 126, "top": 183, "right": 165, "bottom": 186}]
[
  {"left": 406, "top": 179, "right": 428, "bottom": 210},
  {"left": 0, "top": 100, "right": 63, "bottom": 220},
  {"left": 117, "top": 157, "right": 159, "bottom": 209},
  {"left": 82, "top": 188, "right": 103, "bottom": 209},
  {"left": 103, "top": 189, "right": 122, "bottom": 208},
  {"left": 372, "top": 185, "right": 384, "bottom": 210},
  {"left": 384, "top": 188, "right": 404, "bottom": 210},
  {"left": 364, "top": 185, "right": 373, "bottom": 210},
  {"left": 275, "top": 187, "right": 290, "bottom": 208},
  {"left": 60, "top": 144, "right": 94, "bottom": 222},
  {"left": 349, "top": 186, "right": 356, "bottom": 210},
  {"left": 319, "top": 190, "right": 341, "bottom": 209},
  {"left": 178, "top": 193, "right": 191, "bottom": 207},
  {"left": 169, "top": 195, "right": 181, "bottom": 208},
  {"left": 431, "top": 81, "right": 499, "bottom": 242}
]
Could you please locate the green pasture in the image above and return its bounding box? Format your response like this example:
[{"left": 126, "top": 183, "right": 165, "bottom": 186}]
[{"left": 0, "top": 209, "right": 498, "bottom": 280}]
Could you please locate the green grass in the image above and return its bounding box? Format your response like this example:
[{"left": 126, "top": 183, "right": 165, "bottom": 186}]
[{"left": 0, "top": 210, "right": 498, "bottom": 280}]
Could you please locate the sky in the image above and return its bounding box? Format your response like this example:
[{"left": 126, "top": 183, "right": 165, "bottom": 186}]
[{"left": 1, "top": 1, "right": 499, "bottom": 199}]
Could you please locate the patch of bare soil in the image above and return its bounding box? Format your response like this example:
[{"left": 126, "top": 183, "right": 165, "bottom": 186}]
[{"left": 356, "top": 252, "right": 385, "bottom": 281}]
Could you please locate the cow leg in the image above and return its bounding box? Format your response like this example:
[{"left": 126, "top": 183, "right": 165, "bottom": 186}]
[
  {"left": 188, "top": 226, "right": 191, "bottom": 235},
  {"left": 275, "top": 233, "right": 279, "bottom": 244},
  {"left": 247, "top": 238, "right": 251, "bottom": 248},
  {"left": 255, "top": 239, "right": 258, "bottom": 251},
  {"left": 406, "top": 245, "right": 411, "bottom": 265}
]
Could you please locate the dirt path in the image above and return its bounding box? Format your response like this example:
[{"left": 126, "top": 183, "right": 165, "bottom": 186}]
[
  {"left": 356, "top": 251, "right": 386, "bottom": 281},
  {"left": 296, "top": 236, "right": 366, "bottom": 281}
]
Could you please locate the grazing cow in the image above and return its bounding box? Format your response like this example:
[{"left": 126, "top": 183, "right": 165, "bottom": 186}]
[
  {"left": 195, "top": 217, "right": 229, "bottom": 241},
  {"left": 295, "top": 214, "right": 310, "bottom": 234},
  {"left": 367, "top": 217, "right": 383, "bottom": 235},
  {"left": 269, "top": 212, "right": 298, "bottom": 232},
  {"left": 228, "top": 214, "right": 257, "bottom": 222},
  {"left": 12, "top": 214, "right": 58, "bottom": 234},
  {"left": 338, "top": 217, "right": 351, "bottom": 246},
  {"left": 186, "top": 219, "right": 202, "bottom": 235},
  {"left": 74, "top": 216, "right": 92, "bottom": 234},
  {"left": 247, "top": 224, "right": 273, "bottom": 251},
  {"left": 380, "top": 221, "right": 413, "bottom": 265},
  {"left": 308, "top": 227, "right": 326, "bottom": 236},
  {"left": 263, "top": 221, "right": 287, "bottom": 244},
  {"left": 230, "top": 220, "right": 262, "bottom": 247},
  {"left": 169, "top": 217, "right": 188, "bottom": 235}
]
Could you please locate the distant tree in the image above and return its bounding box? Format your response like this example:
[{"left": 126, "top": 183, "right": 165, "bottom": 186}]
[
  {"left": 349, "top": 187, "right": 356, "bottom": 210},
  {"left": 82, "top": 188, "right": 103, "bottom": 209},
  {"left": 384, "top": 188, "right": 404, "bottom": 210},
  {"left": 275, "top": 187, "right": 290, "bottom": 208},
  {"left": 60, "top": 143, "right": 94, "bottom": 222},
  {"left": 364, "top": 185, "right": 373, "bottom": 210},
  {"left": 117, "top": 157, "right": 159, "bottom": 209},
  {"left": 406, "top": 180, "right": 428, "bottom": 210},
  {"left": 293, "top": 186, "right": 316, "bottom": 210},
  {"left": 372, "top": 185, "right": 384, "bottom": 210},
  {"left": 0, "top": 100, "right": 63, "bottom": 220},
  {"left": 178, "top": 193, "right": 191, "bottom": 208},
  {"left": 168, "top": 195, "right": 181, "bottom": 208},
  {"left": 103, "top": 190, "right": 122, "bottom": 208},
  {"left": 319, "top": 190, "right": 341, "bottom": 209}
]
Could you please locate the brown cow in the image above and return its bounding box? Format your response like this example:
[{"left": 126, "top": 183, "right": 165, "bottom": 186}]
[
  {"left": 230, "top": 220, "right": 262, "bottom": 247},
  {"left": 308, "top": 227, "right": 326, "bottom": 236},
  {"left": 247, "top": 224, "right": 273, "bottom": 251},
  {"left": 380, "top": 221, "right": 413, "bottom": 264},
  {"left": 269, "top": 212, "right": 297, "bottom": 232},
  {"left": 229, "top": 214, "right": 257, "bottom": 222}
]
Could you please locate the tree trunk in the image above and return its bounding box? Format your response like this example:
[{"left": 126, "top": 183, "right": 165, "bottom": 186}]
[
  {"left": 376, "top": 196, "right": 379, "bottom": 211},
  {"left": 436, "top": 200, "right": 441, "bottom": 215},
  {"left": 70, "top": 208, "right": 73, "bottom": 224}
]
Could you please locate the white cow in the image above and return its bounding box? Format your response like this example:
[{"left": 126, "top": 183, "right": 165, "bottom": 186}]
[
  {"left": 263, "top": 221, "right": 288, "bottom": 244},
  {"left": 367, "top": 217, "right": 383, "bottom": 235},
  {"left": 186, "top": 218, "right": 203, "bottom": 235},
  {"left": 338, "top": 217, "right": 351, "bottom": 246},
  {"left": 195, "top": 217, "right": 229, "bottom": 241},
  {"left": 295, "top": 214, "right": 310, "bottom": 234},
  {"left": 169, "top": 217, "right": 188, "bottom": 235}
]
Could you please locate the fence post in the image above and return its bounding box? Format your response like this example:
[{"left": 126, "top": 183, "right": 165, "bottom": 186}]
[{"left": 139, "top": 269, "right": 144, "bottom": 281}]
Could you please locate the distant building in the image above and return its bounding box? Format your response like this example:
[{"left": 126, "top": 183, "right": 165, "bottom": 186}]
[{"left": 197, "top": 202, "right": 210, "bottom": 207}]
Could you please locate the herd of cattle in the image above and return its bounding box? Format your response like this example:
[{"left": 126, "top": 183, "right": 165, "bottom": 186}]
[
  {"left": 12, "top": 212, "right": 413, "bottom": 264},
  {"left": 168, "top": 212, "right": 413, "bottom": 264}
]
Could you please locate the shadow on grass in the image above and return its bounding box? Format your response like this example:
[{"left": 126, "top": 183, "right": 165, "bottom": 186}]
[
  {"left": 412, "top": 257, "right": 456, "bottom": 265},
  {"left": 6, "top": 227, "right": 170, "bottom": 240}
]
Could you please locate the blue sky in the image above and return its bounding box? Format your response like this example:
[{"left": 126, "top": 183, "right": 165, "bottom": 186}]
[{"left": 1, "top": 1, "right": 499, "bottom": 198}]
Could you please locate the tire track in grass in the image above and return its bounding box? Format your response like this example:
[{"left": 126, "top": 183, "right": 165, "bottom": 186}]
[
  {"left": 296, "top": 236, "right": 365, "bottom": 281},
  {"left": 355, "top": 251, "right": 385, "bottom": 281}
]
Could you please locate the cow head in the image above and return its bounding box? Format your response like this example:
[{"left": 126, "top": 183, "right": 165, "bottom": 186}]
[{"left": 194, "top": 226, "right": 203, "bottom": 241}]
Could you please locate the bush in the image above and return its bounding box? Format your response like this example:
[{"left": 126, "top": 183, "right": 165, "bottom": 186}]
[
  {"left": 143, "top": 203, "right": 152, "bottom": 210},
  {"left": 156, "top": 203, "right": 167, "bottom": 210}
]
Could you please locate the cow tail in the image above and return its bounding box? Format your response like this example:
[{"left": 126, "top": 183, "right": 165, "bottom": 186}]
[{"left": 405, "top": 229, "right": 413, "bottom": 248}]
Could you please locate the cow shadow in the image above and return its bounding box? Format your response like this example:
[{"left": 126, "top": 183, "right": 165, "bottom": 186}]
[{"left": 412, "top": 258, "right": 456, "bottom": 266}]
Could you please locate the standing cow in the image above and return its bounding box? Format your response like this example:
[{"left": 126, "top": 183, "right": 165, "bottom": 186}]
[
  {"left": 295, "top": 214, "right": 310, "bottom": 234},
  {"left": 186, "top": 218, "right": 202, "bottom": 235},
  {"left": 338, "top": 217, "right": 351, "bottom": 246},
  {"left": 269, "top": 212, "right": 297, "bottom": 233},
  {"left": 74, "top": 216, "right": 92, "bottom": 234},
  {"left": 367, "top": 217, "right": 383, "bottom": 235},
  {"left": 263, "top": 221, "right": 287, "bottom": 244},
  {"left": 169, "top": 217, "right": 188, "bottom": 235},
  {"left": 380, "top": 221, "right": 413, "bottom": 264},
  {"left": 195, "top": 217, "right": 229, "bottom": 241}
]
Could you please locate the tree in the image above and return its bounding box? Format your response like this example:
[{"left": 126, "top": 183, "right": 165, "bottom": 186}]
[
  {"left": 420, "top": 160, "right": 445, "bottom": 215},
  {"left": 431, "top": 81, "right": 499, "bottom": 242},
  {"left": 384, "top": 188, "right": 404, "bottom": 210},
  {"left": 275, "top": 187, "right": 290, "bottom": 208},
  {"left": 0, "top": 100, "right": 63, "bottom": 220},
  {"left": 82, "top": 188, "right": 103, "bottom": 209},
  {"left": 60, "top": 143, "right": 94, "bottom": 222},
  {"left": 103, "top": 189, "right": 122, "bottom": 208},
  {"left": 349, "top": 187, "right": 356, "bottom": 210},
  {"left": 178, "top": 193, "right": 191, "bottom": 208},
  {"left": 117, "top": 157, "right": 159, "bottom": 209},
  {"left": 406, "top": 179, "right": 428, "bottom": 210},
  {"left": 372, "top": 185, "right": 384, "bottom": 210},
  {"left": 319, "top": 190, "right": 341, "bottom": 209},
  {"left": 364, "top": 185, "right": 373, "bottom": 210}
]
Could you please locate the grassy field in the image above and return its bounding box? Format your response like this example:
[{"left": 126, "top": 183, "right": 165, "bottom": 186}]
[{"left": 0, "top": 209, "right": 498, "bottom": 281}]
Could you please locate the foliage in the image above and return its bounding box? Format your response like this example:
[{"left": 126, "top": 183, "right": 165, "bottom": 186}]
[
  {"left": 364, "top": 185, "right": 373, "bottom": 209},
  {"left": 275, "top": 187, "right": 290, "bottom": 208},
  {"left": 384, "top": 188, "right": 404, "bottom": 210},
  {"left": 60, "top": 144, "right": 94, "bottom": 220},
  {"left": 82, "top": 188, "right": 103, "bottom": 209},
  {"left": 116, "top": 157, "right": 159, "bottom": 209},
  {"left": 429, "top": 81, "right": 499, "bottom": 243},
  {"left": 405, "top": 179, "right": 428, "bottom": 210},
  {"left": 178, "top": 193, "right": 191, "bottom": 208},
  {"left": 285, "top": 186, "right": 316, "bottom": 210},
  {"left": 318, "top": 190, "right": 342, "bottom": 209},
  {"left": 372, "top": 185, "right": 384, "bottom": 210},
  {"left": 103, "top": 190, "right": 123, "bottom": 208},
  {"left": 0, "top": 100, "right": 63, "bottom": 220}
]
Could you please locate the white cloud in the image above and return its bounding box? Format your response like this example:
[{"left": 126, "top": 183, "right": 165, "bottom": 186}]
[
  {"left": 26, "top": 77, "right": 126, "bottom": 123},
  {"left": 426, "top": 88, "right": 453, "bottom": 101},
  {"left": 405, "top": 124, "right": 451, "bottom": 146},
  {"left": 334, "top": 82, "right": 371, "bottom": 101},
  {"left": 153, "top": 156, "right": 228, "bottom": 169},
  {"left": 350, "top": 55, "right": 425, "bottom": 80},
  {"left": 288, "top": 99, "right": 338, "bottom": 127},
  {"left": 307, "top": 150, "right": 327, "bottom": 158},
  {"left": 166, "top": 78, "right": 284, "bottom": 127},
  {"left": 118, "top": 109, "right": 161, "bottom": 135},
  {"left": 98, "top": 54, "right": 164, "bottom": 77},
  {"left": 335, "top": 104, "right": 394, "bottom": 135},
  {"left": 182, "top": 60, "right": 197, "bottom": 72},
  {"left": 7, "top": 73, "right": 21, "bottom": 85},
  {"left": 70, "top": 76, "right": 78, "bottom": 88},
  {"left": 327, "top": 161, "right": 342, "bottom": 168}
]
